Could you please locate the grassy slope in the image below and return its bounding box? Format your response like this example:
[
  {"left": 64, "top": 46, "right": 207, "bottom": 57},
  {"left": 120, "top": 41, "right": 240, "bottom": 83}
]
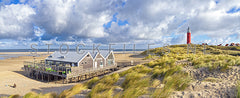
[{"left": 11, "top": 44, "right": 240, "bottom": 98}]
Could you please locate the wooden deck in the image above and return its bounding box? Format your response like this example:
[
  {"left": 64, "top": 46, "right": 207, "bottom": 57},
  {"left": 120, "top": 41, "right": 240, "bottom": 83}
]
[{"left": 23, "top": 60, "right": 145, "bottom": 84}]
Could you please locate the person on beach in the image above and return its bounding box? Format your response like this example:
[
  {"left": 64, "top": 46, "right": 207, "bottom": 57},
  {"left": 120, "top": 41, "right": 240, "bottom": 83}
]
[
  {"left": 12, "top": 83, "right": 16, "bottom": 88},
  {"left": 6, "top": 83, "right": 16, "bottom": 88}
]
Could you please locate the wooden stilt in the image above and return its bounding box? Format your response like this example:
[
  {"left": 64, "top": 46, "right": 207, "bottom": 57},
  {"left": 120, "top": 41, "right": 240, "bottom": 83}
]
[
  {"left": 66, "top": 77, "right": 68, "bottom": 84},
  {"left": 41, "top": 73, "right": 43, "bottom": 81},
  {"left": 48, "top": 74, "right": 50, "bottom": 83},
  {"left": 62, "top": 77, "right": 64, "bottom": 84},
  {"left": 36, "top": 72, "right": 38, "bottom": 80},
  {"left": 54, "top": 76, "right": 56, "bottom": 84}
]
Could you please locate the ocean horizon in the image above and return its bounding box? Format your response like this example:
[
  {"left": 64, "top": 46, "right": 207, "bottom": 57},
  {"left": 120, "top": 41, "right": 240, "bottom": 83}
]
[{"left": 0, "top": 49, "right": 146, "bottom": 60}]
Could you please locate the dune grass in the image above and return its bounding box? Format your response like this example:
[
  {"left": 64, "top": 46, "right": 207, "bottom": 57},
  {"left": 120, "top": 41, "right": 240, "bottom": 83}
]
[
  {"left": 23, "top": 92, "right": 57, "bottom": 98},
  {"left": 84, "top": 77, "right": 100, "bottom": 89},
  {"left": 58, "top": 84, "right": 86, "bottom": 98},
  {"left": 190, "top": 55, "right": 240, "bottom": 71},
  {"left": 119, "top": 64, "right": 151, "bottom": 77},
  {"left": 121, "top": 72, "right": 147, "bottom": 89},
  {"left": 8, "top": 94, "right": 20, "bottom": 98},
  {"left": 88, "top": 73, "right": 120, "bottom": 98},
  {"left": 121, "top": 78, "right": 150, "bottom": 98},
  {"left": 152, "top": 72, "right": 191, "bottom": 98}
]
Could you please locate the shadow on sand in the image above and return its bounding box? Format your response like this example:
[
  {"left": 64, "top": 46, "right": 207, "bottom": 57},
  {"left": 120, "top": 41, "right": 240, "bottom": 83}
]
[
  {"left": 0, "top": 94, "right": 11, "bottom": 97},
  {"left": 30, "top": 85, "right": 74, "bottom": 95},
  {"left": 129, "top": 54, "right": 146, "bottom": 58}
]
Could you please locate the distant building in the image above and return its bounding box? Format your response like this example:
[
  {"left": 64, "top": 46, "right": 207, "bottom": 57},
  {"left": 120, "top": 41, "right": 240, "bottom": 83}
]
[
  {"left": 230, "top": 43, "right": 235, "bottom": 46},
  {"left": 187, "top": 27, "right": 191, "bottom": 44},
  {"left": 236, "top": 43, "right": 240, "bottom": 46}
]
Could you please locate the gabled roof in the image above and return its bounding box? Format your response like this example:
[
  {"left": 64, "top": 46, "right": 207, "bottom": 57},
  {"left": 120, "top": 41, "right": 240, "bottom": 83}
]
[
  {"left": 100, "top": 50, "right": 113, "bottom": 58},
  {"left": 45, "top": 51, "right": 90, "bottom": 63},
  {"left": 46, "top": 50, "right": 114, "bottom": 63},
  {"left": 83, "top": 50, "right": 112, "bottom": 59}
]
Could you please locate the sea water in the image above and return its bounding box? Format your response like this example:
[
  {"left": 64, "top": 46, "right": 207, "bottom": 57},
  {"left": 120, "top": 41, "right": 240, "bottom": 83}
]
[{"left": 0, "top": 54, "right": 30, "bottom": 60}]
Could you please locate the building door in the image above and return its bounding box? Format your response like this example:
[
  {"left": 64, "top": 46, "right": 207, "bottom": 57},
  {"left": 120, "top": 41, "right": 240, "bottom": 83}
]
[{"left": 95, "top": 61, "right": 97, "bottom": 68}]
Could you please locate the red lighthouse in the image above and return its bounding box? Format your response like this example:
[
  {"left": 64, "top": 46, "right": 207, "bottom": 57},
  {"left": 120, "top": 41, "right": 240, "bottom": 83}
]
[{"left": 187, "top": 27, "right": 191, "bottom": 44}]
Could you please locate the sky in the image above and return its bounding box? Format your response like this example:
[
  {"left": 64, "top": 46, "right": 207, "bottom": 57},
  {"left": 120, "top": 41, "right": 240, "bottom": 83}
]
[{"left": 0, "top": 0, "right": 240, "bottom": 49}]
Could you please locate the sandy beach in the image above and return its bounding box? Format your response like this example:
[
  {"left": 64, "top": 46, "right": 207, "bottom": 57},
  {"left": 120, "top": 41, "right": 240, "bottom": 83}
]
[{"left": 0, "top": 52, "right": 146, "bottom": 96}]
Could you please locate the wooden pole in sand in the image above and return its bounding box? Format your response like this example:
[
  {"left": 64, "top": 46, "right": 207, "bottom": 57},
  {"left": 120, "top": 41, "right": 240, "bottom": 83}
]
[
  {"left": 62, "top": 77, "right": 64, "bottom": 84},
  {"left": 41, "top": 73, "right": 43, "bottom": 81},
  {"left": 36, "top": 72, "right": 38, "bottom": 80},
  {"left": 48, "top": 74, "right": 49, "bottom": 83},
  {"left": 66, "top": 77, "right": 68, "bottom": 84}
]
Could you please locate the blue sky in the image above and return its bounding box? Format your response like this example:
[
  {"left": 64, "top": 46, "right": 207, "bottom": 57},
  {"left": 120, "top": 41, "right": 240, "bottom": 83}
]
[{"left": 0, "top": 0, "right": 240, "bottom": 49}]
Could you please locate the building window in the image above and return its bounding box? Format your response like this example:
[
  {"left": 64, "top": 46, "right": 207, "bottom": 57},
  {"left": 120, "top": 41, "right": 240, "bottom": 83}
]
[{"left": 100, "top": 61, "right": 103, "bottom": 66}]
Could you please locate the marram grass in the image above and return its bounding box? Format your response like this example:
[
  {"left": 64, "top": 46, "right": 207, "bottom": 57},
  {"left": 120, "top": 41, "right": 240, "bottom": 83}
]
[
  {"left": 23, "top": 92, "right": 57, "bottom": 98},
  {"left": 59, "top": 84, "right": 86, "bottom": 98}
]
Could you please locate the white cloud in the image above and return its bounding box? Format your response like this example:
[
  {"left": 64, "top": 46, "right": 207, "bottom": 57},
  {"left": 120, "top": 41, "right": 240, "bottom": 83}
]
[
  {"left": 0, "top": 0, "right": 240, "bottom": 48},
  {"left": 31, "top": 0, "right": 116, "bottom": 40},
  {"left": 0, "top": 4, "right": 35, "bottom": 39},
  {"left": 111, "top": 0, "right": 240, "bottom": 45}
]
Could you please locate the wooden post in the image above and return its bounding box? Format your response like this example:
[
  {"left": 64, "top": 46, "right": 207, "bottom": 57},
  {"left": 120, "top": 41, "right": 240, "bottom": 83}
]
[
  {"left": 62, "top": 77, "right": 64, "bottom": 84},
  {"left": 48, "top": 74, "right": 50, "bottom": 83},
  {"left": 66, "top": 77, "right": 68, "bottom": 84},
  {"left": 54, "top": 76, "right": 56, "bottom": 84},
  {"left": 41, "top": 73, "right": 43, "bottom": 81},
  {"left": 36, "top": 72, "right": 38, "bottom": 80}
]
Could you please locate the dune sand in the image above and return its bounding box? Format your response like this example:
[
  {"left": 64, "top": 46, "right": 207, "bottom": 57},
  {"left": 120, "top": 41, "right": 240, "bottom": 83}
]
[{"left": 0, "top": 52, "right": 147, "bottom": 96}]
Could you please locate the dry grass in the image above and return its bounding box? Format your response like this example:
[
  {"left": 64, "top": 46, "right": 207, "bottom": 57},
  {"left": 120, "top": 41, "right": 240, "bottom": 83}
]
[
  {"left": 88, "top": 73, "right": 120, "bottom": 98},
  {"left": 8, "top": 94, "right": 20, "bottom": 98},
  {"left": 84, "top": 77, "right": 99, "bottom": 89},
  {"left": 58, "top": 84, "right": 86, "bottom": 98},
  {"left": 23, "top": 92, "right": 57, "bottom": 98}
]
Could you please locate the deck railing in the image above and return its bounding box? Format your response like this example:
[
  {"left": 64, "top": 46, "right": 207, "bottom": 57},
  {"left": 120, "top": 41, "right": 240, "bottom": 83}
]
[{"left": 23, "top": 61, "right": 117, "bottom": 77}]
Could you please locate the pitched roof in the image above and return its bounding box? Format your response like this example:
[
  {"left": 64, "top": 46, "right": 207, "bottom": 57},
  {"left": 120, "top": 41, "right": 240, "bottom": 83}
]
[
  {"left": 99, "top": 50, "right": 112, "bottom": 58},
  {"left": 45, "top": 50, "right": 113, "bottom": 62},
  {"left": 45, "top": 51, "right": 89, "bottom": 63}
]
